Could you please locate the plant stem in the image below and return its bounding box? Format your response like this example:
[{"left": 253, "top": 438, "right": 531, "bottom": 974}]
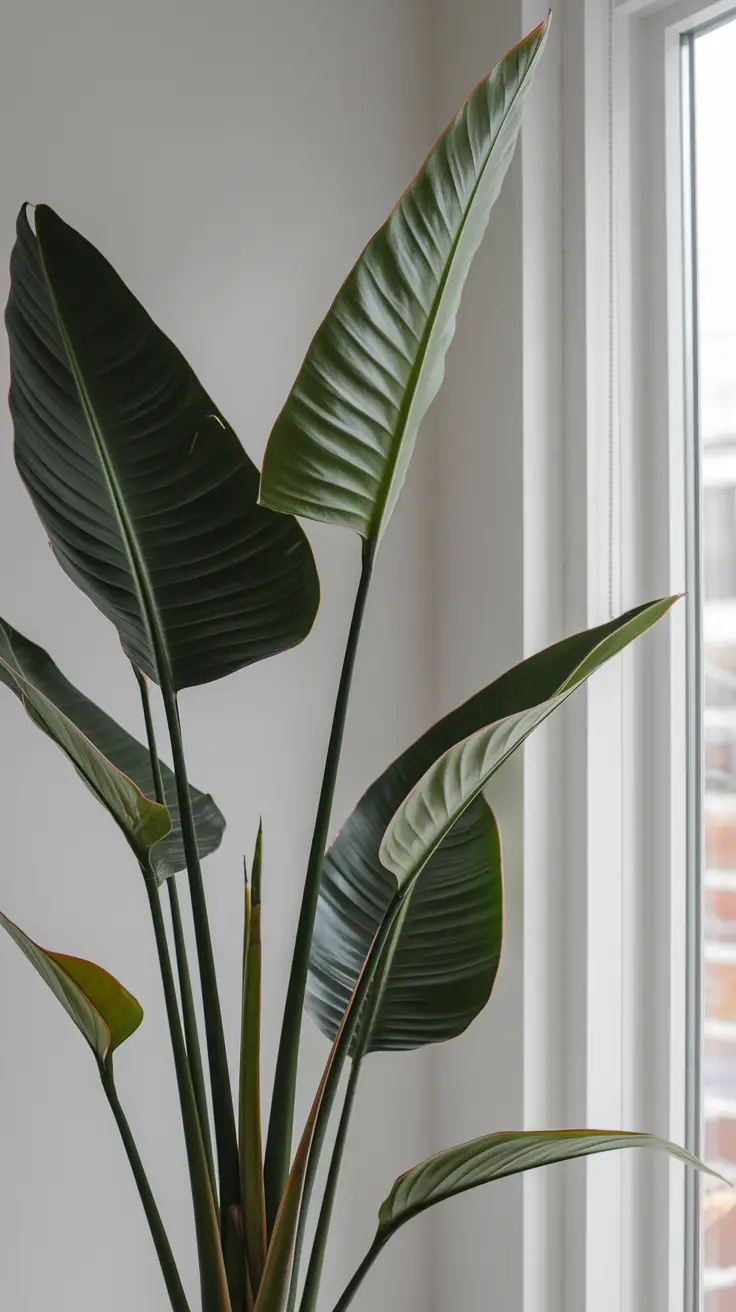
[
  {"left": 168, "top": 875, "right": 218, "bottom": 1197},
  {"left": 134, "top": 666, "right": 217, "bottom": 1197},
  {"left": 100, "top": 1060, "right": 191, "bottom": 1312},
  {"left": 160, "top": 682, "right": 240, "bottom": 1226},
  {"left": 330, "top": 1237, "right": 387, "bottom": 1312},
  {"left": 265, "top": 540, "right": 375, "bottom": 1232},
  {"left": 146, "top": 876, "right": 232, "bottom": 1312},
  {"left": 295, "top": 1055, "right": 363, "bottom": 1312},
  {"left": 277, "top": 900, "right": 399, "bottom": 1312},
  {"left": 291, "top": 898, "right": 409, "bottom": 1312}
]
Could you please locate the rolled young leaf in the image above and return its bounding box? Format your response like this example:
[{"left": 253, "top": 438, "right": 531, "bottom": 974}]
[
  {"left": 240, "top": 822, "right": 267, "bottom": 1294},
  {"left": 332, "top": 1130, "right": 721, "bottom": 1312},
  {"left": 308, "top": 597, "right": 674, "bottom": 1051},
  {"left": 380, "top": 597, "right": 678, "bottom": 888},
  {"left": 0, "top": 910, "right": 142, "bottom": 1064},
  {"left": 6, "top": 204, "right": 319, "bottom": 692},
  {"left": 0, "top": 616, "right": 224, "bottom": 883},
  {"left": 0, "top": 655, "right": 171, "bottom": 862},
  {"left": 259, "top": 17, "right": 550, "bottom": 542},
  {"left": 255, "top": 906, "right": 409, "bottom": 1312}
]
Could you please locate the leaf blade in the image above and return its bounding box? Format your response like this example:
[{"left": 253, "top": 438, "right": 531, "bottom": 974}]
[
  {"left": 260, "top": 18, "right": 550, "bottom": 542},
  {"left": 0, "top": 910, "right": 142, "bottom": 1063},
  {"left": 308, "top": 797, "right": 502, "bottom": 1051},
  {"left": 0, "top": 654, "right": 171, "bottom": 861},
  {"left": 377, "top": 1129, "right": 720, "bottom": 1234},
  {"left": 0, "top": 616, "right": 223, "bottom": 882},
  {"left": 6, "top": 204, "right": 319, "bottom": 691}
]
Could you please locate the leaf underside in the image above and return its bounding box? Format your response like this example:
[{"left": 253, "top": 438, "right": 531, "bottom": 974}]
[
  {"left": 0, "top": 616, "right": 224, "bottom": 883},
  {"left": 377, "top": 1129, "right": 718, "bottom": 1235},
  {"left": 0, "top": 910, "right": 142, "bottom": 1063},
  {"left": 259, "top": 20, "right": 550, "bottom": 544},
  {"left": 0, "top": 653, "right": 171, "bottom": 861},
  {"left": 380, "top": 598, "right": 677, "bottom": 888}
]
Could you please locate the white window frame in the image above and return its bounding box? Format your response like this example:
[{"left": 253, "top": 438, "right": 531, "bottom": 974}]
[
  {"left": 612, "top": 4, "right": 736, "bottom": 1309},
  {"left": 569, "top": 2, "right": 736, "bottom": 1310}
]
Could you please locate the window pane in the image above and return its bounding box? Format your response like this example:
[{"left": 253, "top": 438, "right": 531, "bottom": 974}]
[{"left": 692, "top": 17, "right": 736, "bottom": 1310}]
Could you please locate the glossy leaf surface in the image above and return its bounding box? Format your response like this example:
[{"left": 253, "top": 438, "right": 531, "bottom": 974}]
[
  {"left": 0, "top": 618, "right": 223, "bottom": 882},
  {"left": 260, "top": 18, "right": 549, "bottom": 542},
  {"left": 6, "top": 204, "right": 319, "bottom": 691},
  {"left": 308, "top": 798, "right": 501, "bottom": 1051},
  {"left": 308, "top": 598, "right": 674, "bottom": 1051},
  {"left": 381, "top": 598, "right": 677, "bottom": 887},
  {"left": 0, "top": 655, "right": 171, "bottom": 860},
  {"left": 0, "top": 910, "right": 142, "bottom": 1063}
]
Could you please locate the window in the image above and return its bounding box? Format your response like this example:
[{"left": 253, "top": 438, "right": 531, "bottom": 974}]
[{"left": 685, "top": 13, "right": 736, "bottom": 1307}]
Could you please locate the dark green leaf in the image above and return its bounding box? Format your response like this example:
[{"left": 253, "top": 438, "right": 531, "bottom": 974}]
[
  {"left": 0, "top": 910, "right": 142, "bottom": 1064},
  {"left": 307, "top": 598, "right": 675, "bottom": 1052},
  {"left": 6, "top": 204, "right": 319, "bottom": 691},
  {"left": 308, "top": 798, "right": 501, "bottom": 1051},
  {"left": 259, "top": 18, "right": 549, "bottom": 543},
  {"left": 0, "top": 654, "right": 170, "bottom": 861},
  {"left": 0, "top": 616, "right": 224, "bottom": 883}
]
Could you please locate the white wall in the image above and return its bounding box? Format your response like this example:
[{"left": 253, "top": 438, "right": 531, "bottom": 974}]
[
  {"left": 0, "top": 2, "right": 437, "bottom": 1309},
  {"left": 429, "top": 4, "right": 565, "bottom": 1312}
]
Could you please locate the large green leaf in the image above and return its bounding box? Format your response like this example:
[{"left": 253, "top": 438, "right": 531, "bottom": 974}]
[
  {"left": 6, "top": 204, "right": 319, "bottom": 691},
  {"left": 0, "top": 616, "right": 224, "bottom": 883},
  {"left": 307, "top": 798, "right": 501, "bottom": 1051},
  {"left": 259, "top": 18, "right": 549, "bottom": 542},
  {"left": 380, "top": 597, "right": 677, "bottom": 889},
  {"left": 0, "top": 910, "right": 142, "bottom": 1065},
  {"left": 0, "top": 655, "right": 171, "bottom": 862},
  {"left": 378, "top": 1129, "right": 715, "bottom": 1232},
  {"left": 307, "top": 597, "right": 675, "bottom": 1052},
  {"left": 332, "top": 1129, "right": 718, "bottom": 1311}
]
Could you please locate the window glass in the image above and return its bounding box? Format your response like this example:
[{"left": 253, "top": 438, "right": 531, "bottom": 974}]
[{"left": 691, "top": 17, "right": 736, "bottom": 1308}]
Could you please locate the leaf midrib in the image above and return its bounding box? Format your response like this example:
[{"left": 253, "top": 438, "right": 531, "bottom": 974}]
[{"left": 36, "top": 226, "right": 173, "bottom": 689}]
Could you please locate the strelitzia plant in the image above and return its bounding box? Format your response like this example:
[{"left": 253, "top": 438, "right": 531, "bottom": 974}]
[{"left": 0, "top": 15, "right": 714, "bottom": 1312}]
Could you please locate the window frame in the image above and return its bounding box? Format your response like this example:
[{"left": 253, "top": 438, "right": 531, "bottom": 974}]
[{"left": 607, "top": 3, "right": 736, "bottom": 1308}]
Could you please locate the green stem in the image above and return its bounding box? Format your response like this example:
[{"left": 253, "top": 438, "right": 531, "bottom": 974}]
[
  {"left": 265, "top": 540, "right": 375, "bottom": 1232},
  {"left": 168, "top": 876, "right": 218, "bottom": 1198},
  {"left": 146, "top": 877, "right": 232, "bottom": 1312},
  {"left": 160, "top": 683, "right": 240, "bottom": 1220},
  {"left": 280, "top": 897, "right": 400, "bottom": 1312},
  {"left": 291, "top": 899, "right": 409, "bottom": 1312},
  {"left": 134, "top": 667, "right": 217, "bottom": 1198},
  {"left": 295, "top": 1055, "right": 363, "bottom": 1312},
  {"left": 330, "top": 1236, "right": 387, "bottom": 1312},
  {"left": 100, "top": 1060, "right": 191, "bottom": 1312}
]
